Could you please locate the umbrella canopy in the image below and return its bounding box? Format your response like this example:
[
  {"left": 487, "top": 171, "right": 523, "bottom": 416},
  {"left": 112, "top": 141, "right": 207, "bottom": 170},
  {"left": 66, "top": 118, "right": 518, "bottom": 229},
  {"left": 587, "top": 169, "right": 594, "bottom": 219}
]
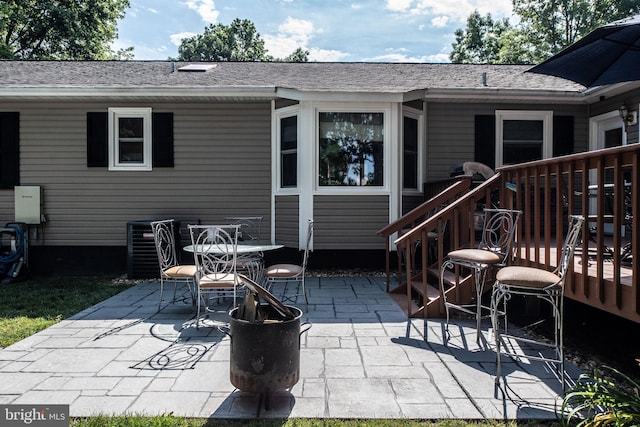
[{"left": 527, "top": 14, "right": 640, "bottom": 88}]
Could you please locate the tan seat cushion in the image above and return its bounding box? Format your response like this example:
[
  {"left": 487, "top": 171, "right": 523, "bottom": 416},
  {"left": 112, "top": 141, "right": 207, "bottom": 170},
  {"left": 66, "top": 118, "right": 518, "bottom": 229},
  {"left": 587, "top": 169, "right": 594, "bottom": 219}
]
[
  {"left": 448, "top": 248, "right": 501, "bottom": 265},
  {"left": 496, "top": 266, "right": 561, "bottom": 289},
  {"left": 198, "top": 273, "right": 237, "bottom": 289},
  {"left": 164, "top": 265, "right": 197, "bottom": 278},
  {"left": 265, "top": 263, "right": 303, "bottom": 278}
]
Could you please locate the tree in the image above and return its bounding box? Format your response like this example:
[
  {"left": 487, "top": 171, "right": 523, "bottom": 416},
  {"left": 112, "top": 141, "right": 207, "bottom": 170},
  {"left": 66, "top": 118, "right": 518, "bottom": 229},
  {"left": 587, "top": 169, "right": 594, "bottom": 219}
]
[
  {"left": 513, "top": 0, "right": 640, "bottom": 63},
  {"left": 177, "top": 18, "right": 267, "bottom": 61},
  {"left": 176, "top": 18, "right": 309, "bottom": 62},
  {"left": 282, "top": 47, "right": 310, "bottom": 63},
  {"left": 451, "top": 0, "right": 640, "bottom": 64},
  {"left": 0, "top": 0, "right": 130, "bottom": 60},
  {"left": 449, "top": 11, "right": 513, "bottom": 64}
]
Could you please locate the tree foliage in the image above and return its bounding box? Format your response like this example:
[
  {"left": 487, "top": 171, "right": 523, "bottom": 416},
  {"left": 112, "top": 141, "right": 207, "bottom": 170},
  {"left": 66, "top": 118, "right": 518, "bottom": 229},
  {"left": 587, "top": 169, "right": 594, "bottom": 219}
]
[
  {"left": 177, "top": 18, "right": 267, "bottom": 61},
  {"left": 0, "top": 0, "right": 130, "bottom": 60},
  {"left": 451, "top": 0, "right": 640, "bottom": 64},
  {"left": 282, "top": 47, "right": 310, "bottom": 63},
  {"left": 449, "top": 11, "right": 513, "bottom": 64},
  {"left": 177, "top": 18, "right": 309, "bottom": 62}
]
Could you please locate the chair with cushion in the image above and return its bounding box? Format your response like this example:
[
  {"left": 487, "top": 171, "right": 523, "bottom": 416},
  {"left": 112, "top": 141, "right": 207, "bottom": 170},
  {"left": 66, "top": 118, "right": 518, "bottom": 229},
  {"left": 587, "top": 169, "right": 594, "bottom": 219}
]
[
  {"left": 440, "top": 208, "right": 522, "bottom": 343},
  {"left": 264, "top": 219, "right": 313, "bottom": 306},
  {"left": 189, "top": 224, "right": 243, "bottom": 328},
  {"left": 150, "top": 219, "right": 197, "bottom": 312},
  {"left": 491, "top": 214, "right": 584, "bottom": 390}
]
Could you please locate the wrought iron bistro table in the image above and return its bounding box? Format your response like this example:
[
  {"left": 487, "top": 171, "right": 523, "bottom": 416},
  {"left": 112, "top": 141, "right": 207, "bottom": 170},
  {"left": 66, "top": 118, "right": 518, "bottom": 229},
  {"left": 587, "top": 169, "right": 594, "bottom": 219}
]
[{"left": 182, "top": 243, "right": 284, "bottom": 283}]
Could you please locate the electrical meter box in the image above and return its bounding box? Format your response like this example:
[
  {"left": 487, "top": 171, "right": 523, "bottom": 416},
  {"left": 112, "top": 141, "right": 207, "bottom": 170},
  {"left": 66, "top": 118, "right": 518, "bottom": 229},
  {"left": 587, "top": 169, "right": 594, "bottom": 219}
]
[{"left": 14, "top": 186, "right": 43, "bottom": 224}]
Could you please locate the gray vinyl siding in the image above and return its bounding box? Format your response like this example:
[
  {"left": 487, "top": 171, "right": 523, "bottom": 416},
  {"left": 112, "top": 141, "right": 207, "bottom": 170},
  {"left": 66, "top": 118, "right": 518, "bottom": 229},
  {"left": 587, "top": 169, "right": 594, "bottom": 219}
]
[
  {"left": 402, "top": 194, "right": 424, "bottom": 215},
  {"left": 425, "top": 102, "right": 589, "bottom": 181},
  {"left": 0, "top": 101, "right": 272, "bottom": 247},
  {"left": 274, "top": 195, "right": 299, "bottom": 246},
  {"left": 313, "top": 194, "right": 388, "bottom": 249}
]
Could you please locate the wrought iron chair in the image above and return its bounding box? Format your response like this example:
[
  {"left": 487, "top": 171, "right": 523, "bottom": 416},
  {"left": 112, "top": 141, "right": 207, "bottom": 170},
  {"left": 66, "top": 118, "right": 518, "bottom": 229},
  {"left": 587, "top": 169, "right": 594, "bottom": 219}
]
[
  {"left": 224, "top": 216, "right": 263, "bottom": 243},
  {"left": 440, "top": 208, "right": 522, "bottom": 343},
  {"left": 189, "top": 224, "right": 243, "bottom": 328},
  {"left": 490, "top": 214, "right": 584, "bottom": 390},
  {"left": 150, "top": 219, "right": 197, "bottom": 312},
  {"left": 264, "top": 219, "right": 313, "bottom": 307},
  {"left": 225, "top": 216, "right": 265, "bottom": 282}
]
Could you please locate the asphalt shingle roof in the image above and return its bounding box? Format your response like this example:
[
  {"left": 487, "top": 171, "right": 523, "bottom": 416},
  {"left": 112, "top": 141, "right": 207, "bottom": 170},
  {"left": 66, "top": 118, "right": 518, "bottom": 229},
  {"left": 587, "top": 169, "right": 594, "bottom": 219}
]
[{"left": 0, "top": 60, "right": 585, "bottom": 95}]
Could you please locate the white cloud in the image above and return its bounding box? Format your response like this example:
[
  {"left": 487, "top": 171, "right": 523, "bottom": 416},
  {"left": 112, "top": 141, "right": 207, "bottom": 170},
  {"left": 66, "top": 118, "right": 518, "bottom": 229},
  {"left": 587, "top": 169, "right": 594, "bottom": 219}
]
[
  {"left": 308, "top": 47, "right": 350, "bottom": 62},
  {"left": 170, "top": 32, "right": 198, "bottom": 46},
  {"left": 264, "top": 17, "right": 314, "bottom": 59},
  {"left": 431, "top": 16, "right": 449, "bottom": 27},
  {"left": 408, "top": 0, "right": 513, "bottom": 23},
  {"left": 184, "top": 0, "right": 219, "bottom": 24},
  {"left": 427, "top": 52, "right": 450, "bottom": 62},
  {"left": 364, "top": 52, "right": 429, "bottom": 62},
  {"left": 385, "top": 0, "right": 413, "bottom": 12}
]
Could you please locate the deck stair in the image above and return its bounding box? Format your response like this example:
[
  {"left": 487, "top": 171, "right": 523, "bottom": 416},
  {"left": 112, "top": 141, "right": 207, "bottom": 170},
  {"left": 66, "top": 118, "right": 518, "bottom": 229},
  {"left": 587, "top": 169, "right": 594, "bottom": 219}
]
[{"left": 379, "top": 173, "right": 506, "bottom": 318}]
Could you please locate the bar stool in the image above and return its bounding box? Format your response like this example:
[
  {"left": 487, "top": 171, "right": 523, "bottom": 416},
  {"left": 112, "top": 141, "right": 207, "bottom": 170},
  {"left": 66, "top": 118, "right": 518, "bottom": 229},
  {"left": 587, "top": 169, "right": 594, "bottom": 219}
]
[
  {"left": 490, "top": 215, "right": 584, "bottom": 390},
  {"left": 440, "top": 208, "right": 522, "bottom": 343}
]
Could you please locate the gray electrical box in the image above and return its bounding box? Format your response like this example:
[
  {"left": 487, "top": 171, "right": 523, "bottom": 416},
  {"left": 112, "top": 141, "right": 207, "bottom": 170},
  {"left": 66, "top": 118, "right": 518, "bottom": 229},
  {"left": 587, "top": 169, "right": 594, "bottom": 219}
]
[{"left": 15, "top": 186, "right": 43, "bottom": 224}]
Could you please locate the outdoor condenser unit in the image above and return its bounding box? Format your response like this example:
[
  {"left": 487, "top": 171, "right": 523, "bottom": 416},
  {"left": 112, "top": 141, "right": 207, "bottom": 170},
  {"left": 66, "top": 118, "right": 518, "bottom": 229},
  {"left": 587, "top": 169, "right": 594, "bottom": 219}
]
[{"left": 126, "top": 220, "right": 159, "bottom": 279}]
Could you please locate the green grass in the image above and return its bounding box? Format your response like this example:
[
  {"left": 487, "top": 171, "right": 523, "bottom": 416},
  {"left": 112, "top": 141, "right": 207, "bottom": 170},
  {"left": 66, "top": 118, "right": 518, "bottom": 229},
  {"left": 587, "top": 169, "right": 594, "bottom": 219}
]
[
  {"left": 70, "top": 417, "right": 556, "bottom": 426},
  {"left": 0, "top": 275, "right": 133, "bottom": 348},
  {"left": 0, "top": 276, "right": 560, "bottom": 427}
]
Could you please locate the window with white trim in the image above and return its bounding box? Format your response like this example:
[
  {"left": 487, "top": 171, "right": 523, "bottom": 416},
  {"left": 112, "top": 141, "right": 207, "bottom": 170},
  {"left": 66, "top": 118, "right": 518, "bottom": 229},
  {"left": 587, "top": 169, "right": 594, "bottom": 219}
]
[
  {"left": 108, "top": 107, "right": 152, "bottom": 171},
  {"left": 280, "top": 115, "right": 298, "bottom": 188},
  {"left": 403, "top": 111, "right": 422, "bottom": 191},
  {"left": 496, "top": 110, "right": 552, "bottom": 167},
  {"left": 318, "top": 112, "right": 384, "bottom": 187}
]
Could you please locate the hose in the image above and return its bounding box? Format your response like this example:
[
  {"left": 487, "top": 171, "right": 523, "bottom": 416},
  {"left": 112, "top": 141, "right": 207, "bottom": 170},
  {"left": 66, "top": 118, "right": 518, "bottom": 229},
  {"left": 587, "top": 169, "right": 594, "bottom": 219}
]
[{"left": 0, "top": 225, "right": 25, "bottom": 267}]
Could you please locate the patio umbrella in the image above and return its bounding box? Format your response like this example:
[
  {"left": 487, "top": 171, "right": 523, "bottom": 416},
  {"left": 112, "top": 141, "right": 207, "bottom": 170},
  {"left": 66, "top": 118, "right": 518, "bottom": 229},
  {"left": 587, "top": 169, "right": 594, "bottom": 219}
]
[{"left": 527, "top": 14, "right": 640, "bottom": 87}]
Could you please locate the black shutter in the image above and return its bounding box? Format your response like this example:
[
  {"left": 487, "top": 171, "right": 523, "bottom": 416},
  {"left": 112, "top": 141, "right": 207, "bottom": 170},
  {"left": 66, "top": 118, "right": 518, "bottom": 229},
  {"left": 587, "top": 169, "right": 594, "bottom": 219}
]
[
  {"left": 553, "top": 115, "right": 574, "bottom": 157},
  {"left": 474, "top": 115, "right": 496, "bottom": 169},
  {"left": 152, "top": 112, "right": 174, "bottom": 167},
  {"left": 87, "top": 111, "right": 174, "bottom": 168},
  {"left": 87, "top": 112, "right": 108, "bottom": 167},
  {"left": 0, "top": 112, "right": 20, "bottom": 189}
]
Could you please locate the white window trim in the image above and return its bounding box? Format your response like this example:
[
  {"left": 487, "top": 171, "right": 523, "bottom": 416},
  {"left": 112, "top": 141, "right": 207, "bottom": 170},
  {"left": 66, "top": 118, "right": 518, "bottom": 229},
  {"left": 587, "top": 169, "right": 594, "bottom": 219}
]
[
  {"left": 313, "top": 102, "right": 392, "bottom": 195},
  {"left": 495, "top": 110, "right": 553, "bottom": 168},
  {"left": 108, "top": 107, "right": 152, "bottom": 171},
  {"left": 402, "top": 106, "right": 424, "bottom": 194},
  {"left": 589, "top": 109, "right": 627, "bottom": 151},
  {"left": 273, "top": 105, "right": 300, "bottom": 195}
]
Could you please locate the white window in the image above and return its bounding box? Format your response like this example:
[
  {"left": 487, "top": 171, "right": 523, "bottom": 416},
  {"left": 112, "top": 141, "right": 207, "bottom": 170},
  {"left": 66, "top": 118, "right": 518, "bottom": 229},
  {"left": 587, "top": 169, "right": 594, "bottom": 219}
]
[
  {"left": 108, "top": 107, "right": 152, "bottom": 171},
  {"left": 496, "top": 110, "right": 552, "bottom": 167}
]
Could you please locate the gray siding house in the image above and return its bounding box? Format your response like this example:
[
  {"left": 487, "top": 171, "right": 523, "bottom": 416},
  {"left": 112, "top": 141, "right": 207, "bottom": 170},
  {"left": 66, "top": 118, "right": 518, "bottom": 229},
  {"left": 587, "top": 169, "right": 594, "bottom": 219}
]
[{"left": 0, "top": 61, "right": 638, "bottom": 275}]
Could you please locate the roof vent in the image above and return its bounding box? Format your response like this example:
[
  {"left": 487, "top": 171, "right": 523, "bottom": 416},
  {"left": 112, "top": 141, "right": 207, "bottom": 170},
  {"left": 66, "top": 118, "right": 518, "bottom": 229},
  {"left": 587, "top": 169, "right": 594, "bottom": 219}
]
[{"left": 178, "top": 64, "right": 217, "bottom": 72}]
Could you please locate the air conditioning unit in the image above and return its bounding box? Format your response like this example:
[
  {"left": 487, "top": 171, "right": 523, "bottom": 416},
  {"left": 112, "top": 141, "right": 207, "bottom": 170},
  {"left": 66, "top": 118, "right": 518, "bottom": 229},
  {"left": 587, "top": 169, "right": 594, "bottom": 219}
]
[{"left": 126, "top": 220, "right": 158, "bottom": 279}]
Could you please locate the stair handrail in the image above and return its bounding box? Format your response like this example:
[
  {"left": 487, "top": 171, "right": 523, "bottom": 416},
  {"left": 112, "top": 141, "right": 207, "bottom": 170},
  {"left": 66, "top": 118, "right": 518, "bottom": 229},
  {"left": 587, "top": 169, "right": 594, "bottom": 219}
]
[
  {"left": 377, "top": 177, "right": 472, "bottom": 239},
  {"left": 394, "top": 172, "right": 503, "bottom": 247}
]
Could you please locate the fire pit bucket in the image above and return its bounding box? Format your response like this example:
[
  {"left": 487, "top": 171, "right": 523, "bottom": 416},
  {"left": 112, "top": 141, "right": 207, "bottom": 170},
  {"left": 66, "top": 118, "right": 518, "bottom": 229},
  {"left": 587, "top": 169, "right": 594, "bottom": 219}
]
[{"left": 227, "top": 303, "right": 311, "bottom": 394}]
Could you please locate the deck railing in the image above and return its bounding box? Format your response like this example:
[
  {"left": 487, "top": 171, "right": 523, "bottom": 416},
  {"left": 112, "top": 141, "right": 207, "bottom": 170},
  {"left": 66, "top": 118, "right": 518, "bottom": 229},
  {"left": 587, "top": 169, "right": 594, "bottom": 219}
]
[
  {"left": 382, "top": 144, "right": 639, "bottom": 323},
  {"left": 499, "top": 144, "right": 640, "bottom": 323}
]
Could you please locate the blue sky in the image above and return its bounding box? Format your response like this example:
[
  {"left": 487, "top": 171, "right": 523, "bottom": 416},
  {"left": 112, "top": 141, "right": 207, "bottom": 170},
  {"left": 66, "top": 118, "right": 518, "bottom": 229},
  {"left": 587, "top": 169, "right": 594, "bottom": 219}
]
[{"left": 113, "top": 0, "right": 515, "bottom": 62}]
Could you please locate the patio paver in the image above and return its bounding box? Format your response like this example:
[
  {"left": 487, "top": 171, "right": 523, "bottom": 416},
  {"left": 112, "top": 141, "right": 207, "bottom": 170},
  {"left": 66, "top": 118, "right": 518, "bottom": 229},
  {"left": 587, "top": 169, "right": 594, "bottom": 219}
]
[{"left": 0, "top": 275, "right": 578, "bottom": 420}]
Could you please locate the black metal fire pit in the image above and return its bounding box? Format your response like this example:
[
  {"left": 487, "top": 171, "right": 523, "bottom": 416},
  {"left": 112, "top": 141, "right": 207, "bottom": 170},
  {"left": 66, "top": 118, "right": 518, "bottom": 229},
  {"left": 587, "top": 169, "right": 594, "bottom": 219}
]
[{"left": 224, "top": 276, "right": 311, "bottom": 414}]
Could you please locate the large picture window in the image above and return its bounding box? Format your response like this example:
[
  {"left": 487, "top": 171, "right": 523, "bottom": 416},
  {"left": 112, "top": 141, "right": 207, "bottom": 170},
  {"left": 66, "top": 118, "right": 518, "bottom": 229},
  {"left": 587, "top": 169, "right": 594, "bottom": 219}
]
[
  {"left": 318, "top": 112, "right": 384, "bottom": 187},
  {"left": 108, "top": 107, "right": 152, "bottom": 171}
]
